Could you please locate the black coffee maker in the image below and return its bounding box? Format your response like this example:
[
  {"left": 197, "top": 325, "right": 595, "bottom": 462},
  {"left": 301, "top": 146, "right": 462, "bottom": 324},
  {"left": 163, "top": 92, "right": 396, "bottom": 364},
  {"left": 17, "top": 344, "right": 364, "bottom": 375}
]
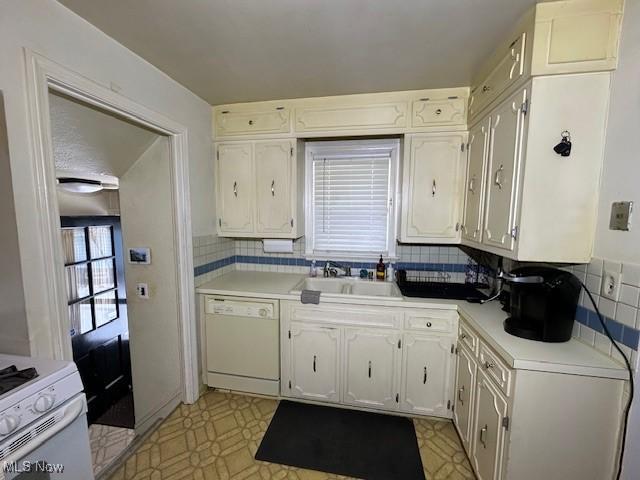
[{"left": 502, "top": 266, "right": 580, "bottom": 343}]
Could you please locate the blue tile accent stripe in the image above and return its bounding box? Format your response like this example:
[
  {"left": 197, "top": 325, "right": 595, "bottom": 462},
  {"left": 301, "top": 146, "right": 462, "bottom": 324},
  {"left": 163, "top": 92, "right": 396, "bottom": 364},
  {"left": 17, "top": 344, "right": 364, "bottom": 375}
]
[
  {"left": 194, "top": 256, "right": 467, "bottom": 276},
  {"left": 575, "top": 305, "right": 639, "bottom": 351}
]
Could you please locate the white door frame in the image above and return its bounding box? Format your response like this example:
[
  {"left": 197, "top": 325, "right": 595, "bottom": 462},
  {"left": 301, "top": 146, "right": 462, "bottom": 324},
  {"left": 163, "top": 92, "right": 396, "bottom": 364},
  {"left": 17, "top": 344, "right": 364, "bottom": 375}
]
[{"left": 22, "top": 49, "right": 200, "bottom": 404}]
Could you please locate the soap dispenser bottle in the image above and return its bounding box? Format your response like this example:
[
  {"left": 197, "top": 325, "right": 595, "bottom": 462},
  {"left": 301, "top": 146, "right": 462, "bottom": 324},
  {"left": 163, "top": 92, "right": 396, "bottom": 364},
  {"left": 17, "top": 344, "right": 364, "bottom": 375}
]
[{"left": 376, "top": 255, "right": 386, "bottom": 281}]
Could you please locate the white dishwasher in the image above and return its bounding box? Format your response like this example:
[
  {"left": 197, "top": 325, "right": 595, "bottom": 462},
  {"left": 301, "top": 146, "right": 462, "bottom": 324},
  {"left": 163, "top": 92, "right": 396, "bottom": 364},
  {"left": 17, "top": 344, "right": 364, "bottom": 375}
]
[{"left": 204, "top": 295, "right": 280, "bottom": 395}]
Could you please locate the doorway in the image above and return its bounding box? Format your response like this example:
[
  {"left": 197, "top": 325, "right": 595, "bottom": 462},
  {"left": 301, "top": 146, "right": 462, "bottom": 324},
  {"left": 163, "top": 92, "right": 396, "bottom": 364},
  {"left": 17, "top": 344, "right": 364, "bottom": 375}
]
[
  {"left": 48, "top": 86, "right": 185, "bottom": 475},
  {"left": 61, "top": 216, "right": 134, "bottom": 429}
]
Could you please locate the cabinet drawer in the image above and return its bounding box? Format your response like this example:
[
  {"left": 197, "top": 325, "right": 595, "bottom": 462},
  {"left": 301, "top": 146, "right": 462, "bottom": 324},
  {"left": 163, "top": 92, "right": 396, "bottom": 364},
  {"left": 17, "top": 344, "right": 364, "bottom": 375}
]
[
  {"left": 295, "top": 101, "right": 407, "bottom": 133},
  {"left": 478, "top": 341, "right": 512, "bottom": 396},
  {"left": 289, "top": 304, "right": 401, "bottom": 329},
  {"left": 404, "top": 310, "right": 457, "bottom": 333},
  {"left": 411, "top": 97, "right": 466, "bottom": 127},
  {"left": 458, "top": 322, "right": 479, "bottom": 354},
  {"left": 215, "top": 106, "right": 291, "bottom": 137},
  {"left": 469, "top": 33, "right": 526, "bottom": 120}
]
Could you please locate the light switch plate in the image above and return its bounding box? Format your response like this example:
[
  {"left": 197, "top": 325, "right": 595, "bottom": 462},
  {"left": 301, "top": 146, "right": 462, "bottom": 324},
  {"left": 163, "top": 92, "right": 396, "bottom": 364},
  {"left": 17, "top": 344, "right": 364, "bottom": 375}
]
[
  {"left": 601, "top": 270, "right": 622, "bottom": 301},
  {"left": 609, "top": 201, "right": 633, "bottom": 231},
  {"left": 136, "top": 283, "right": 150, "bottom": 299}
]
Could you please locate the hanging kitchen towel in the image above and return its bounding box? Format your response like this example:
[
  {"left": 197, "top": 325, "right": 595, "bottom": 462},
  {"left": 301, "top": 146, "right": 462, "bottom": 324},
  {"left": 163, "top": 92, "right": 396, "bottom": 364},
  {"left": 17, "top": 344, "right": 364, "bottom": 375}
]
[
  {"left": 301, "top": 289, "right": 321, "bottom": 305},
  {"left": 263, "top": 239, "right": 294, "bottom": 253}
]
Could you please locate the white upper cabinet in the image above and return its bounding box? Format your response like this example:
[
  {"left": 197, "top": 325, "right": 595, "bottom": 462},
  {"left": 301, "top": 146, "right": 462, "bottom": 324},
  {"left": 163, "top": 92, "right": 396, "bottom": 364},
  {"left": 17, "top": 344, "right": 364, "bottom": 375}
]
[
  {"left": 400, "top": 333, "right": 455, "bottom": 417},
  {"left": 213, "top": 88, "right": 468, "bottom": 141},
  {"left": 216, "top": 143, "right": 254, "bottom": 234},
  {"left": 411, "top": 96, "right": 466, "bottom": 127},
  {"left": 288, "top": 322, "right": 341, "bottom": 403},
  {"left": 343, "top": 329, "right": 399, "bottom": 411},
  {"left": 400, "top": 133, "right": 466, "bottom": 244},
  {"left": 469, "top": 33, "right": 526, "bottom": 122},
  {"left": 215, "top": 139, "right": 303, "bottom": 238},
  {"left": 214, "top": 104, "right": 291, "bottom": 138},
  {"left": 255, "top": 140, "right": 294, "bottom": 235},
  {"left": 531, "top": 0, "right": 623, "bottom": 76},
  {"left": 461, "top": 118, "right": 490, "bottom": 244},
  {"left": 295, "top": 98, "right": 408, "bottom": 134},
  {"left": 482, "top": 88, "right": 527, "bottom": 253},
  {"left": 463, "top": 73, "right": 610, "bottom": 262},
  {"left": 469, "top": 0, "right": 622, "bottom": 122}
]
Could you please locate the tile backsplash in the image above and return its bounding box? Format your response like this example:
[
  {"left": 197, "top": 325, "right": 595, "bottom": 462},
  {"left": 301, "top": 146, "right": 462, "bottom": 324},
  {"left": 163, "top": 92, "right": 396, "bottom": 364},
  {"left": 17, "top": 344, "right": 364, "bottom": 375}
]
[{"left": 565, "top": 257, "right": 640, "bottom": 369}]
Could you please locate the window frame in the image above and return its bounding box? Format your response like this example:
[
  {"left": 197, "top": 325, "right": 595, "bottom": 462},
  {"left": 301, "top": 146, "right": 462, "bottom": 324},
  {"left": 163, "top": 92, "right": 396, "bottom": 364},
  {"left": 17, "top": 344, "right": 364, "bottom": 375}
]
[{"left": 304, "top": 138, "right": 400, "bottom": 261}]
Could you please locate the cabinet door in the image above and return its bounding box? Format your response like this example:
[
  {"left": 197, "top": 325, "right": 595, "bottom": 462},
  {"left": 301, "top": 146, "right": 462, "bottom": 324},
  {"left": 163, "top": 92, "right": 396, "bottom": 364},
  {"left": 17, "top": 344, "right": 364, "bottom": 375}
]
[
  {"left": 400, "top": 333, "right": 455, "bottom": 417},
  {"left": 255, "top": 140, "right": 294, "bottom": 235},
  {"left": 401, "top": 134, "right": 466, "bottom": 242},
  {"left": 462, "top": 118, "right": 490, "bottom": 243},
  {"left": 344, "top": 329, "right": 399, "bottom": 410},
  {"left": 469, "top": 33, "right": 525, "bottom": 121},
  {"left": 482, "top": 88, "right": 527, "bottom": 252},
  {"left": 471, "top": 372, "right": 508, "bottom": 480},
  {"left": 216, "top": 143, "right": 254, "bottom": 234},
  {"left": 411, "top": 97, "right": 466, "bottom": 127},
  {"left": 214, "top": 106, "right": 290, "bottom": 137},
  {"left": 453, "top": 346, "right": 477, "bottom": 451},
  {"left": 288, "top": 323, "right": 340, "bottom": 403}
]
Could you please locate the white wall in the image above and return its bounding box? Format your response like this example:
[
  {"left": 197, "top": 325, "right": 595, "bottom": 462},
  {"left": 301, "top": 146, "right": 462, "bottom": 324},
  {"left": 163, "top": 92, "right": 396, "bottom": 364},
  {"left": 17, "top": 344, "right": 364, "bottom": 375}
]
[
  {"left": 119, "top": 136, "right": 182, "bottom": 432},
  {"left": 0, "top": 93, "right": 29, "bottom": 356},
  {"left": 0, "top": 0, "right": 215, "bottom": 357},
  {"left": 57, "top": 189, "right": 120, "bottom": 217},
  {"left": 594, "top": 0, "right": 640, "bottom": 265},
  {"left": 595, "top": 2, "right": 640, "bottom": 478}
]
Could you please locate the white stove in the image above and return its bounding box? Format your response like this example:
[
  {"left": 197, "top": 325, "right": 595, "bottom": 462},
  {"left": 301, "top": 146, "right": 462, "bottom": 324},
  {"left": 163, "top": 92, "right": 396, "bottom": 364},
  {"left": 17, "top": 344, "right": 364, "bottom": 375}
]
[{"left": 0, "top": 354, "right": 93, "bottom": 479}]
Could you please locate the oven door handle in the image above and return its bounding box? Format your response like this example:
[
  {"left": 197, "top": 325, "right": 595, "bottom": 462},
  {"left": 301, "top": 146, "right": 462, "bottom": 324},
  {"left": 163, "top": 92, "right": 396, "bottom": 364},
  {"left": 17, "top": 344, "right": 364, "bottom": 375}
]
[{"left": 0, "top": 395, "right": 85, "bottom": 480}]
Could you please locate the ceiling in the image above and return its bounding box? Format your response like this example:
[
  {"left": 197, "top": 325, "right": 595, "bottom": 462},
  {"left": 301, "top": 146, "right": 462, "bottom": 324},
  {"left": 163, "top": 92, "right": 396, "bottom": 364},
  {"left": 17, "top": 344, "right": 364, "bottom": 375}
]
[
  {"left": 49, "top": 91, "right": 159, "bottom": 177},
  {"left": 58, "top": 0, "right": 538, "bottom": 105}
]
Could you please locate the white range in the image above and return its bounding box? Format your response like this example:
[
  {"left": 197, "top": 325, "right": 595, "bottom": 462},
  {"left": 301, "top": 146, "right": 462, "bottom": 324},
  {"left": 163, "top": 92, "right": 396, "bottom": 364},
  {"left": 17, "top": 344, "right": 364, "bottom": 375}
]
[{"left": 0, "top": 354, "right": 93, "bottom": 479}]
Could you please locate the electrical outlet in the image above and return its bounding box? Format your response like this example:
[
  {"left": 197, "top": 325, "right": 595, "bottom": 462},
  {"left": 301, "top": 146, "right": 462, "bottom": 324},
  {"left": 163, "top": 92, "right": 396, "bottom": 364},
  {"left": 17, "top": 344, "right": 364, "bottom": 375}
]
[
  {"left": 136, "top": 283, "right": 150, "bottom": 299},
  {"left": 601, "top": 270, "right": 622, "bottom": 301}
]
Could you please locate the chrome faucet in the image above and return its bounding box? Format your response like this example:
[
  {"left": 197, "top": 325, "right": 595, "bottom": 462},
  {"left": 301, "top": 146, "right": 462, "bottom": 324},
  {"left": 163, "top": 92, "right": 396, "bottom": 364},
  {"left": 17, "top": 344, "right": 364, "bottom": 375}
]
[{"left": 323, "top": 261, "right": 352, "bottom": 278}]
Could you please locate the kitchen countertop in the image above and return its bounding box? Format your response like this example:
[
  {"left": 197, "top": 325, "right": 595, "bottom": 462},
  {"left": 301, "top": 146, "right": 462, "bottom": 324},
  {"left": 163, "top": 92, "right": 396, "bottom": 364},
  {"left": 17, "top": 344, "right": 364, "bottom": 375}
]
[{"left": 196, "top": 271, "right": 627, "bottom": 381}]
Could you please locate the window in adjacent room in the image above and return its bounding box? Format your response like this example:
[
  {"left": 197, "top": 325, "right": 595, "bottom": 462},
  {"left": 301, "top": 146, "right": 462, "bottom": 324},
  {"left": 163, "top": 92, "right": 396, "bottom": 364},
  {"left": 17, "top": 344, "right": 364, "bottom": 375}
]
[{"left": 305, "top": 139, "right": 399, "bottom": 260}]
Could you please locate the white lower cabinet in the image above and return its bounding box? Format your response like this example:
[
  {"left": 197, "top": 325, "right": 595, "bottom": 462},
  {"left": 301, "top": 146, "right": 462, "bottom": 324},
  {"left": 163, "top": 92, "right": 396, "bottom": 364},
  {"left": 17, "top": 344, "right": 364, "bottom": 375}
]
[
  {"left": 400, "top": 333, "right": 455, "bottom": 417},
  {"left": 288, "top": 322, "right": 340, "bottom": 403},
  {"left": 344, "top": 329, "right": 399, "bottom": 410},
  {"left": 453, "top": 320, "right": 624, "bottom": 480},
  {"left": 471, "top": 371, "right": 508, "bottom": 480},
  {"left": 453, "top": 345, "right": 476, "bottom": 451},
  {"left": 281, "top": 302, "right": 457, "bottom": 417}
]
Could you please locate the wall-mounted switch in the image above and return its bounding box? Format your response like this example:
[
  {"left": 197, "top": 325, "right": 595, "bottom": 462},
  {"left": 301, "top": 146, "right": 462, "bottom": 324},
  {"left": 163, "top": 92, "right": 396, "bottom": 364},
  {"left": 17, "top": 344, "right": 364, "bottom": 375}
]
[
  {"left": 609, "top": 201, "right": 633, "bottom": 231},
  {"left": 136, "top": 283, "right": 150, "bottom": 299}
]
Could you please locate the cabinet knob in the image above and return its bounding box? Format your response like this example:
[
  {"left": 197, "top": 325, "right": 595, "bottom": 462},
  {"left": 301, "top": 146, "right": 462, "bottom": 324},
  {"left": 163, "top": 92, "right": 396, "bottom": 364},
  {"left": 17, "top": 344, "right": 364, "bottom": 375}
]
[
  {"left": 248, "top": 120, "right": 254, "bottom": 125},
  {"left": 460, "top": 333, "right": 467, "bottom": 340},
  {"left": 435, "top": 108, "right": 442, "bottom": 115},
  {"left": 484, "top": 361, "right": 495, "bottom": 369},
  {"left": 482, "top": 85, "right": 491, "bottom": 93},
  {"left": 426, "top": 322, "right": 432, "bottom": 328}
]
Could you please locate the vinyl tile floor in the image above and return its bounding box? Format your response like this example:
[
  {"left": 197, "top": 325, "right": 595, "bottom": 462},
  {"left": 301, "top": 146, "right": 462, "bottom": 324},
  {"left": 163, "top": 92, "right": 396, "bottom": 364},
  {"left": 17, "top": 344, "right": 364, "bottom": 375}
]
[
  {"left": 90, "top": 423, "right": 136, "bottom": 477},
  {"left": 109, "top": 390, "right": 475, "bottom": 480}
]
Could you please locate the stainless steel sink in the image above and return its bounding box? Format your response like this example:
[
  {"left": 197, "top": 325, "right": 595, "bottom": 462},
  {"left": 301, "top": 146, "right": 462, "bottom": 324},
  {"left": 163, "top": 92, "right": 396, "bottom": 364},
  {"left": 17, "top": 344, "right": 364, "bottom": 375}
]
[{"left": 290, "top": 277, "right": 403, "bottom": 300}]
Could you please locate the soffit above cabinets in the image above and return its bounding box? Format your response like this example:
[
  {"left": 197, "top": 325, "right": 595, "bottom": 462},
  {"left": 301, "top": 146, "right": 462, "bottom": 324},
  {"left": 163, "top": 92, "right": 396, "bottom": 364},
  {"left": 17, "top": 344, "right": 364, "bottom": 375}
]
[{"left": 57, "top": 0, "right": 537, "bottom": 105}]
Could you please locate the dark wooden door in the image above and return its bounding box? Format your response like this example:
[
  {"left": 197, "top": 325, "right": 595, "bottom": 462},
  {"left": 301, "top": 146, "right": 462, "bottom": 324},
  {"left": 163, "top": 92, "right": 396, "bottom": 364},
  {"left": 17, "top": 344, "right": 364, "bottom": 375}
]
[{"left": 61, "top": 216, "right": 133, "bottom": 425}]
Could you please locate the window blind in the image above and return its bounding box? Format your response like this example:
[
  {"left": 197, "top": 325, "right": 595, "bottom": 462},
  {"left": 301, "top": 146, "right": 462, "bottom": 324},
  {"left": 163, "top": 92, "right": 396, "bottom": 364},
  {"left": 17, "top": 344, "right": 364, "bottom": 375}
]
[{"left": 312, "top": 152, "right": 391, "bottom": 255}]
